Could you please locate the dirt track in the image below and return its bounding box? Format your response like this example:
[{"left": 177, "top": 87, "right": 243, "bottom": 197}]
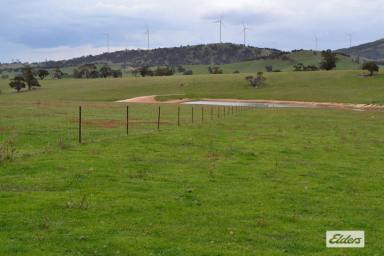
[{"left": 116, "top": 96, "right": 384, "bottom": 111}]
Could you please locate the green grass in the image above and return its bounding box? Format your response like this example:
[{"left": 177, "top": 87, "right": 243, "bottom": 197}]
[
  {"left": 1, "top": 71, "right": 384, "bottom": 255},
  {"left": 1, "top": 108, "right": 384, "bottom": 255},
  {"left": 1, "top": 70, "right": 383, "bottom": 104}
]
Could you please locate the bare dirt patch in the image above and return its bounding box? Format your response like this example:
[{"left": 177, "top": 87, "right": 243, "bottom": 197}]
[{"left": 116, "top": 95, "right": 190, "bottom": 104}]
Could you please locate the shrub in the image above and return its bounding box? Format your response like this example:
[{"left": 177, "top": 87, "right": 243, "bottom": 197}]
[
  {"left": 320, "top": 50, "right": 337, "bottom": 70},
  {"left": 37, "top": 69, "right": 49, "bottom": 80},
  {"left": 293, "top": 63, "right": 304, "bottom": 71},
  {"left": 9, "top": 76, "right": 26, "bottom": 92},
  {"left": 177, "top": 66, "right": 186, "bottom": 73},
  {"left": 154, "top": 66, "right": 175, "bottom": 76},
  {"left": 208, "top": 66, "right": 223, "bottom": 74},
  {"left": 138, "top": 66, "right": 154, "bottom": 77},
  {"left": 245, "top": 72, "right": 267, "bottom": 88},
  {"left": 111, "top": 70, "right": 123, "bottom": 78},
  {"left": 183, "top": 70, "right": 193, "bottom": 75},
  {"left": 53, "top": 67, "right": 64, "bottom": 79},
  {"left": 100, "top": 65, "right": 112, "bottom": 78},
  {"left": 362, "top": 62, "right": 379, "bottom": 76},
  {"left": 304, "top": 65, "right": 319, "bottom": 71},
  {"left": 265, "top": 65, "right": 273, "bottom": 72},
  {"left": 294, "top": 63, "right": 319, "bottom": 72}
]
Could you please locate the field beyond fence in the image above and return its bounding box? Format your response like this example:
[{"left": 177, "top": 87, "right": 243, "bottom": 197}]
[{"left": 0, "top": 102, "right": 253, "bottom": 160}]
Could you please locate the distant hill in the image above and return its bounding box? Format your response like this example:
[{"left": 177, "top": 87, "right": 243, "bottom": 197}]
[
  {"left": 186, "top": 50, "right": 359, "bottom": 74},
  {"left": 0, "top": 49, "right": 360, "bottom": 78},
  {"left": 337, "top": 39, "right": 384, "bottom": 62},
  {"left": 39, "top": 43, "right": 282, "bottom": 68}
]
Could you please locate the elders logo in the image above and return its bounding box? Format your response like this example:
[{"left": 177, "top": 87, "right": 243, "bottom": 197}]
[{"left": 326, "top": 231, "right": 365, "bottom": 248}]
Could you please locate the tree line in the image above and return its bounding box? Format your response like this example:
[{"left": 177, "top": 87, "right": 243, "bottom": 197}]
[
  {"left": 73, "top": 64, "right": 122, "bottom": 79},
  {"left": 131, "top": 66, "right": 193, "bottom": 77},
  {"left": 8, "top": 64, "right": 123, "bottom": 92}
]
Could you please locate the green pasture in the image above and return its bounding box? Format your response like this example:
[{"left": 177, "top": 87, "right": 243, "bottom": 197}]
[{"left": 1, "top": 70, "right": 384, "bottom": 255}]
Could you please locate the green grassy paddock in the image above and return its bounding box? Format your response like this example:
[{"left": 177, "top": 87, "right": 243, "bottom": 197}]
[
  {"left": 1, "top": 71, "right": 383, "bottom": 104},
  {"left": 1, "top": 71, "right": 384, "bottom": 255},
  {"left": 1, "top": 108, "right": 384, "bottom": 255}
]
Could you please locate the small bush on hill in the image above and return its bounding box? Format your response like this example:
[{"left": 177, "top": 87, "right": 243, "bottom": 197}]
[
  {"left": 208, "top": 66, "right": 223, "bottom": 74},
  {"left": 72, "top": 64, "right": 123, "bottom": 79},
  {"left": 294, "top": 63, "right": 319, "bottom": 71},
  {"left": 9, "top": 76, "right": 26, "bottom": 92},
  {"left": 320, "top": 50, "right": 337, "bottom": 70},
  {"left": 265, "top": 65, "right": 273, "bottom": 72},
  {"left": 100, "top": 65, "right": 112, "bottom": 78},
  {"left": 183, "top": 70, "right": 193, "bottom": 75},
  {"left": 53, "top": 67, "right": 64, "bottom": 79},
  {"left": 177, "top": 66, "right": 186, "bottom": 73},
  {"left": 111, "top": 70, "right": 123, "bottom": 78},
  {"left": 154, "top": 66, "right": 175, "bottom": 76},
  {"left": 37, "top": 69, "right": 49, "bottom": 80},
  {"left": 362, "top": 62, "right": 379, "bottom": 76},
  {"left": 139, "top": 66, "right": 154, "bottom": 77},
  {"left": 245, "top": 72, "right": 267, "bottom": 88}
]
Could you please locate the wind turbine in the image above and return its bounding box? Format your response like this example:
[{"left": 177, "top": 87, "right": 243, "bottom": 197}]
[
  {"left": 145, "top": 26, "right": 150, "bottom": 50},
  {"left": 314, "top": 35, "right": 319, "bottom": 51},
  {"left": 103, "top": 33, "right": 110, "bottom": 53},
  {"left": 242, "top": 23, "right": 250, "bottom": 46},
  {"left": 347, "top": 33, "right": 353, "bottom": 48},
  {"left": 214, "top": 16, "right": 223, "bottom": 43},
  {"left": 103, "top": 33, "right": 110, "bottom": 64}
]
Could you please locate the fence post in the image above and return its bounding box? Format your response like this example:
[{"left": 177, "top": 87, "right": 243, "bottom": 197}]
[
  {"left": 78, "top": 106, "right": 82, "bottom": 144},
  {"left": 192, "top": 107, "right": 194, "bottom": 124},
  {"left": 157, "top": 106, "right": 161, "bottom": 130},
  {"left": 201, "top": 107, "right": 204, "bottom": 123},
  {"left": 126, "top": 106, "right": 129, "bottom": 135},
  {"left": 178, "top": 106, "right": 180, "bottom": 127}
]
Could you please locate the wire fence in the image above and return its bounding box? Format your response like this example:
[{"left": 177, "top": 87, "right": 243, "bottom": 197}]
[{"left": 0, "top": 103, "right": 254, "bottom": 159}]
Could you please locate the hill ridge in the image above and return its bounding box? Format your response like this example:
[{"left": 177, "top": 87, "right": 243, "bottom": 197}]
[
  {"left": 39, "top": 43, "right": 282, "bottom": 68},
  {"left": 337, "top": 38, "right": 384, "bottom": 61}
]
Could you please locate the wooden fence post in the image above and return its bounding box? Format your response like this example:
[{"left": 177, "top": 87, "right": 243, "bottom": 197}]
[
  {"left": 126, "top": 106, "right": 129, "bottom": 135},
  {"left": 178, "top": 106, "right": 180, "bottom": 127},
  {"left": 201, "top": 107, "right": 204, "bottom": 123},
  {"left": 192, "top": 107, "right": 194, "bottom": 124},
  {"left": 78, "top": 106, "right": 82, "bottom": 144},
  {"left": 157, "top": 106, "right": 161, "bottom": 130}
]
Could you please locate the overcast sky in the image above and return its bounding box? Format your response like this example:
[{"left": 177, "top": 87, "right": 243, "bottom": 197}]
[{"left": 1, "top": 0, "right": 383, "bottom": 63}]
